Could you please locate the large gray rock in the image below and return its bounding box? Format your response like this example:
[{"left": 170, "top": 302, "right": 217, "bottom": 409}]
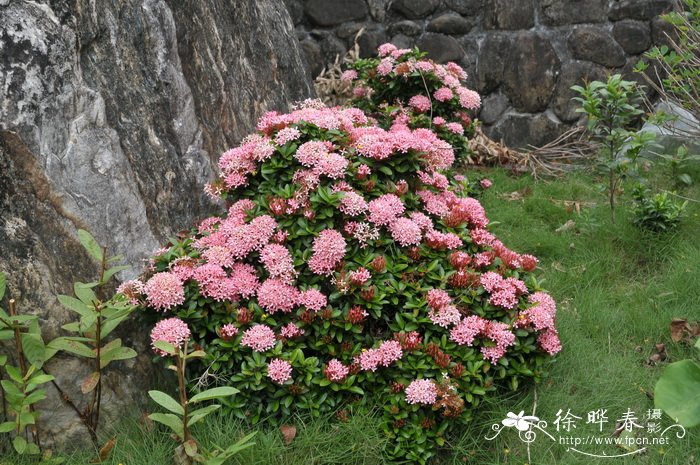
[
  {"left": 568, "top": 26, "right": 627, "bottom": 68},
  {"left": 444, "top": 0, "right": 482, "bottom": 15},
  {"left": 483, "top": 0, "right": 535, "bottom": 30},
  {"left": 388, "top": 20, "right": 423, "bottom": 37},
  {"left": 0, "top": 0, "right": 312, "bottom": 448},
  {"left": 305, "top": 0, "right": 369, "bottom": 26},
  {"left": 488, "top": 112, "right": 565, "bottom": 149},
  {"left": 609, "top": 0, "right": 674, "bottom": 21},
  {"left": 391, "top": 0, "right": 441, "bottom": 19},
  {"left": 427, "top": 13, "right": 475, "bottom": 35},
  {"left": 613, "top": 19, "right": 652, "bottom": 54},
  {"left": 540, "top": 0, "right": 607, "bottom": 26},
  {"left": 475, "top": 33, "right": 512, "bottom": 93},
  {"left": 417, "top": 33, "right": 465, "bottom": 63},
  {"left": 502, "top": 33, "right": 561, "bottom": 113}
]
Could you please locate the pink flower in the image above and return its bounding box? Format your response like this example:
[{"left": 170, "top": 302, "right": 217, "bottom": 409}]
[
  {"left": 389, "top": 217, "right": 422, "bottom": 247},
  {"left": 518, "top": 292, "right": 557, "bottom": 331},
  {"left": 341, "top": 69, "right": 358, "bottom": 81},
  {"left": 378, "top": 43, "right": 397, "bottom": 56},
  {"left": 308, "top": 229, "right": 347, "bottom": 275},
  {"left": 259, "top": 244, "right": 296, "bottom": 284},
  {"left": 377, "top": 57, "right": 394, "bottom": 76},
  {"left": 257, "top": 279, "right": 299, "bottom": 314},
  {"left": 267, "top": 359, "right": 293, "bottom": 384},
  {"left": 368, "top": 194, "right": 405, "bottom": 226},
  {"left": 457, "top": 87, "right": 481, "bottom": 110},
  {"left": 408, "top": 95, "right": 431, "bottom": 112},
  {"left": 116, "top": 280, "right": 144, "bottom": 305},
  {"left": 450, "top": 315, "right": 488, "bottom": 346},
  {"left": 405, "top": 379, "right": 437, "bottom": 405},
  {"left": 426, "top": 289, "right": 452, "bottom": 310},
  {"left": 219, "top": 323, "right": 238, "bottom": 340},
  {"left": 349, "top": 267, "right": 371, "bottom": 286},
  {"left": 445, "top": 122, "right": 464, "bottom": 135},
  {"left": 298, "top": 288, "right": 327, "bottom": 311},
  {"left": 538, "top": 329, "right": 562, "bottom": 355},
  {"left": 143, "top": 272, "right": 185, "bottom": 311},
  {"left": 480, "top": 321, "right": 516, "bottom": 363},
  {"left": 409, "top": 212, "right": 434, "bottom": 231},
  {"left": 274, "top": 127, "right": 301, "bottom": 145},
  {"left": 357, "top": 164, "right": 371, "bottom": 178},
  {"left": 378, "top": 340, "right": 403, "bottom": 366},
  {"left": 150, "top": 318, "right": 190, "bottom": 356},
  {"left": 202, "top": 246, "right": 235, "bottom": 268},
  {"left": 433, "top": 116, "right": 446, "bottom": 126},
  {"left": 325, "top": 359, "right": 350, "bottom": 382},
  {"left": 280, "top": 322, "right": 304, "bottom": 339},
  {"left": 480, "top": 179, "right": 493, "bottom": 189},
  {"left": 428, "top": 304, "right": 461, "bottom": 328},
  {"left": 339, "top": 191, "right": 368, "bottom": 216},
  {"left": 433, "top": 87, "right": 454, "bottom": 102},
  {"left": 241, "top": 325, "right": 277, "bottom": 352}
]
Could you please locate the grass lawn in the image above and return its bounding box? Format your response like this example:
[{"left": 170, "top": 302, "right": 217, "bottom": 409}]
[{"left": 2, "top": 167, "right": 699, "bottom": 465}]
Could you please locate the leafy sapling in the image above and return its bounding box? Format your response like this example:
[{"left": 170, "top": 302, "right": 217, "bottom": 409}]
[
  {"left": 148, "top": 318, "right": 255, "bottom": 465},
  {"left": 0, "top": 273, "right": 55, "bottom": 455},
  {"left": 46, "top": 229, "right": 137, "bottom": 444}
]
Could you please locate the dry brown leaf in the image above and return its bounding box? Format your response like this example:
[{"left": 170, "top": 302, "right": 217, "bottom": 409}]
[
  {"left": 90, "top": 437, "right": 116, "bottom": 463},
  {"left": 80, "top": 371, "right": 100, "bottom": 394},
  {"left": 670, "top": 318, "right": 700, "bottom": 343},
  {"left": 280, "top": 424, "right": 297, "bottom": 445}
]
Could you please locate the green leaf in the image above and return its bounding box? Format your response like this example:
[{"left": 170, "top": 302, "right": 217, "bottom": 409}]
[
  {"left": 24, "top": 389, "right": 47, "bottom": 405},
  {"left": 100, "top": 345, "right": 137, "bottom": 368},
  {"left": 5, "top": 365, "right": 23, "bottom": 383},
  {"left": 74, "top": 283, "right": 98, "bottom": 307},
  {"left": 153, "top": 340, "right": 177, "bottom": 355},
  {"left": 148, "top": 390, "right": 184, "bottom": 416},
  {"left": 188, "top": 404, "right": 220, "bottom": 426},
  {"left": 655, "top": 359, "right": 700, "bottom": 428},
  {"left": 13, "top": 435, "right": 27, "bottom": 454},
  {"left": 0, "top": 272, "right": 5, "bottom": 301},
  {"left": 183, "top": 439, "right": 198, "bottom": 458},
  {"left": 78, "top": 229, "right": 104, "bottom": 263},
  {"left": 21, "top": 333, "right": 46, "bottom": 368},
  {"left": 0, "top": 329, "right": 13, "bottom": 341},
  {"left": 190, "top": 387, "right": 239, "bottom": 404},
  {"left": 0, "top": 354, "right": 6, "bottom": 365},
  {"left": 102, "top": 265, "right": 130, "bottom": 283},
  {"left": 0, "top": 421, "right": 15, "bottom": 433},
  {"left": 148, "top": 413, "right": 184, "bottom": 438},
  {"left": 100, "top": 311, "right": 133, "bottom": 340},
  {"left": 48, "top": 337, "right": 96, "bottom": 358},
  {"left": 57, "top": 295, "right": 91, "bottom": 318}
]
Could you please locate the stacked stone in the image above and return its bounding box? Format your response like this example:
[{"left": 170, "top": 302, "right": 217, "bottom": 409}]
[{"left": 287, "top": 0, "right": 676, "bottom": 148}]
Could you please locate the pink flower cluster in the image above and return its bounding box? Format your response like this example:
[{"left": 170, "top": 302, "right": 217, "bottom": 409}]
[
  {"left": 480, "top": 272, "right": 527, "bottom": 309},
  {"left": 426, "top": 289, "right": 461, "bottom": 328},
  {"left": 405, "top": 379, "right": 437, "bottom": 405},
  {"left": 408, "top": 95, "right": 431, "bottom": 112},
  {"left": 357, "top": 340, "right": 403, "bottom": 372},
  {"left": 241, "top": 324, "right": 276, "bottom": 352},
  {"left": 518, "top": 292, "right": 557, "bottom": 331},
  {"left": 308, "top": 229, "right": 347, "bottom": 275},
  {"left": 257, "top": 278, "right": 299, "bottom": 314},
  {"left": 450, "top": 316, "right": 515, "bottom": 363},
  {"left": 143, "top": 272, "right": 185, "bottom": 311},
  {"left": 389, "top": 217, "right": 423, "bottom": 246},
  {"left": 267, "top": 359, "right": 293, "bottom": 384},
  {"left": 325, "top": 359, "right": 350, "bottom": 382},
  {"left": 150, "top": 318, "right": 190, "bottom": 356},
  {"left": 368, "top": 194, "right": 405, "bottom": 226},
  {"left": 219, "top": 323, "right": 238, "bottom": 340},
  {"left": 260, "top": 244, "right": 296, "bottom": 284},
  {"left": 298, "top": 288, "right": 327, "bottom": 311}
]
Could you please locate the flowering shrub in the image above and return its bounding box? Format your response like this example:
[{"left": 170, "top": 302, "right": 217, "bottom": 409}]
[
  {"left": 343, "top": 44, "right": 481, "bottom": 164},
  {"left": 126, "top": 47, "right": 561, "bottom": 464}
]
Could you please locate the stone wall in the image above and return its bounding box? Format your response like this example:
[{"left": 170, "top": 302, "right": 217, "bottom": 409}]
[
  {"left": 0, "top": 0, "right": 312, "bottom": 447},
  {"left": 287, "top": 0, "right": 676, "bottom": 148}
]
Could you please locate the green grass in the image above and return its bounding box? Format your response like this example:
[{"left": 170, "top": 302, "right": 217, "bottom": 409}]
[{"left": 2, "top": 168, "right": 699, "bottom": 465}]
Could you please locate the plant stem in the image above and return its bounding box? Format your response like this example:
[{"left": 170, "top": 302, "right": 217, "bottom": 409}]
[{"left": 8, "top": 300, "right": 41, "bottom": 450}]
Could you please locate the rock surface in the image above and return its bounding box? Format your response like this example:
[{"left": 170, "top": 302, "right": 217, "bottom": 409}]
[{"left": 0, "top": 0, "right": 312, "bottom": 448}]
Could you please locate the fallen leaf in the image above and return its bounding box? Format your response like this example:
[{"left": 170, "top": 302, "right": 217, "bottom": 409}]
[
  {"left": 670, "top": 318, "right": 700, "bottom": 343},
  {"left": 90, "top": 437, "right": 116, "bottom": 463},
  {"left": 280, "top": 424, "right": 297, "bottom": 445}
]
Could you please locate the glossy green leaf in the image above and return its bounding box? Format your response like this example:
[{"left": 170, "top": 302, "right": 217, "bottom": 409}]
[
  {"left": 78, "top": 229, "right": 104, "bottom": 263},
  {"left": 190, "top": 386, "right": 239, "bottom": 404},
  {"left": 148, "top": 390, "right": 184, "bottom": 416},
  {"left": 57, "top": 295, "right": 91, "bottom": 317},
  {"left": 48, "top": 337, "right": 95, "bottom": 358},
  {"left": 148, "top": 413, "right": 184, "bottom": 438},
  {"left": 21, "top": 333, "right": 46, "bottom": 368}
]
